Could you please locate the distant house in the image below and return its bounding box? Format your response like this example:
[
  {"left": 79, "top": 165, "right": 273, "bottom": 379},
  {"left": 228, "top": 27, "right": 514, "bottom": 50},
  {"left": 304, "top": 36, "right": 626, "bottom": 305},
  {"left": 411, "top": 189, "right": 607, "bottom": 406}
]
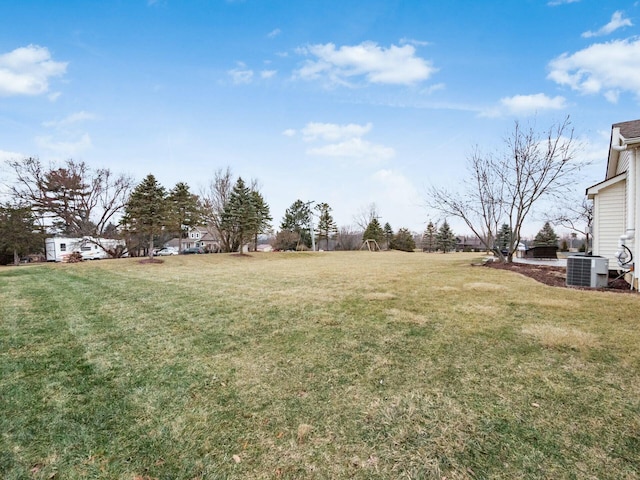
[
  {"left": 180, "top": 226, "right": 221, "bottom": 252},
  {"left": 587, "top": 119, "right": 640, "bottom": 289},
  {"left": 456, "top": 235, "right": 485, "bottom": 252},
  {"left": 256, "top": 243, "right": 273, "bottom": 252}
]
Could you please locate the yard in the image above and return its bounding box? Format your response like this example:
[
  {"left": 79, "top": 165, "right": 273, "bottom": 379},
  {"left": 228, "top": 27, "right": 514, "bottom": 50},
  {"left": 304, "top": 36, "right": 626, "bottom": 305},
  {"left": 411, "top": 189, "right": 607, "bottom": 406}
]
[{"left": 1, "top": 252, "right": 639, "bottom": 479}]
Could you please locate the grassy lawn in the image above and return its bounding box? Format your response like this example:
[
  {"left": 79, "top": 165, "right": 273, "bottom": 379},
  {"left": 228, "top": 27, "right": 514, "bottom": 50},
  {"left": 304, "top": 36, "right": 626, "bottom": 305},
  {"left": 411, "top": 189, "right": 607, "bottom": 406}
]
[{"left": 1, "top": 251, "right": 639, "bottom": 479}]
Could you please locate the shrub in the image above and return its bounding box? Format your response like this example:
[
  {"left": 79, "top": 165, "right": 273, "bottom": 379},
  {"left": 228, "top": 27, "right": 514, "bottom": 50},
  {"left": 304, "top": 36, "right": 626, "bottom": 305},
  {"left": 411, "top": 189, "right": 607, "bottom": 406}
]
[{"left": 67, "top": 252, "right": 83, "bottom": 263}]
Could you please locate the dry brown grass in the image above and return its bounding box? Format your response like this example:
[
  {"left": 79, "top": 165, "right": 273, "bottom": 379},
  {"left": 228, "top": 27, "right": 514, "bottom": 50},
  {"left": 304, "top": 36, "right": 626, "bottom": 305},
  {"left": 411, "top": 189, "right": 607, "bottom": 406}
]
[
  {"left": 522, "top": 323, "right": 601, "bottom": 351},
  {"left": 2, "top": 251, "right": 640, "bottom": 479}
]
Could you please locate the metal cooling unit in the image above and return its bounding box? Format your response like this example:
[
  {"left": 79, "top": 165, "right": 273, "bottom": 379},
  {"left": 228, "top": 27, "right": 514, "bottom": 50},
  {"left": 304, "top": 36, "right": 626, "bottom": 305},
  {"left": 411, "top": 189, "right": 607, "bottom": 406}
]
[{"left": 566, "top": 255, "right": 609, "bottom": 288}]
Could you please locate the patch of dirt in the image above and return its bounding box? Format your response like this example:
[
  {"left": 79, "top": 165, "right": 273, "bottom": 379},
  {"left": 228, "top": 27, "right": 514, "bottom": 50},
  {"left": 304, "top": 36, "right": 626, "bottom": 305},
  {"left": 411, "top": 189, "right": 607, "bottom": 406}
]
[
  {"left": 138, "top": 257, "right": 164, "bottom": 264},
  {"left": 484, "top": 261, "right": 634, "bottom": 293}
]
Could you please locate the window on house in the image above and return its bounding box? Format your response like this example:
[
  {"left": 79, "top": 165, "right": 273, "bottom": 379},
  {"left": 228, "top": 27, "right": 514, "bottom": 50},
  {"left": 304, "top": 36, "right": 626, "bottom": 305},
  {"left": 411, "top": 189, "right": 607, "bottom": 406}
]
[
  {"left": 81, "top": 246, "right": 91, "bottom": 251},
  {"left": 60, "top": 243, "right": 66, "bottom": 251}
]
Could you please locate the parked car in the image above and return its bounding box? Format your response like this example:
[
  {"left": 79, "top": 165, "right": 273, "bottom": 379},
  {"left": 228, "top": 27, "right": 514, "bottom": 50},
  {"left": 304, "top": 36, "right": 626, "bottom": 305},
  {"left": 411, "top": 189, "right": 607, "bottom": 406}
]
[
  {"left": 156, "top": 247, "right": 179, "bottom": 256},
  {"left": 181, "top": 247, "right": 205, "bottom": 254}
]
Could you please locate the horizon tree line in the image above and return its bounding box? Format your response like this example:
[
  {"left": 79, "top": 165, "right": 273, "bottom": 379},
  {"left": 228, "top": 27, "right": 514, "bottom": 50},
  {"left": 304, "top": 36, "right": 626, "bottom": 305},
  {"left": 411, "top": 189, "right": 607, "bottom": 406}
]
[{"left": 1, "top": 117, "right": 592, "bottom": 263}]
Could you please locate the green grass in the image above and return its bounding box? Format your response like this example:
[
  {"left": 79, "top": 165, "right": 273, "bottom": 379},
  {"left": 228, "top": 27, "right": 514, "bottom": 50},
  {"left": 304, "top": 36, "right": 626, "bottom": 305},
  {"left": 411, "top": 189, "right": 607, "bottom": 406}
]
[{"left": 1, "top": 251, "right": 639, "bottom": 479}]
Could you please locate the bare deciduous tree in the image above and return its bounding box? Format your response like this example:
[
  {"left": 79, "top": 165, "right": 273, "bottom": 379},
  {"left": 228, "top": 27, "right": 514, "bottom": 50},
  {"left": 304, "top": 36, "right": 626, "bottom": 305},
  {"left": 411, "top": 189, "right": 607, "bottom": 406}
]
[
  {"left": 335, "top": 225, "right": 362, "bottom": 251},
  {"left": 550, "top": 197, "right": 593, "bottom": 249},
  {"left": 429, "top": 117, "right": 581, "bottom": 262},
  {"left": 200, "top": 168, "right": 271, "bottom": 253},
  {"left": 200, "top": 167, "right": 234, "bottom": 252},
  {"left": 353, "top": 203, "right": 379, "bottom": 231},
  {"left": 429, "top": 148, "right": 504, "bottom": 256},
  {"left": 5, "top": 157, "right": 134, "bottom": 236}
]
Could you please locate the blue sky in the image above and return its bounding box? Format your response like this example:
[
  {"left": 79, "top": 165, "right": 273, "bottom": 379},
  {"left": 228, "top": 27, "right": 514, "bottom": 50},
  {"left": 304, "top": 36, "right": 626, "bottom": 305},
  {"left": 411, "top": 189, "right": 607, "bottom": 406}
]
[{"left": 1, "top": 0, "right": 639, "bottom": 237}]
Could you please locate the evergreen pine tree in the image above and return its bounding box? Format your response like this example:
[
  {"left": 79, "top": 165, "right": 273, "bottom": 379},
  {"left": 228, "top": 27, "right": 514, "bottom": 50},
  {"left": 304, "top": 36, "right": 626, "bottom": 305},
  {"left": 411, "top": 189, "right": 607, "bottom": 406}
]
[
  {"left": 251, "top": 190, "right": 272, "bottom": 251},
  {"left": 422, "top": 221, "right": 437, "bottom": 252},
  {"left": 221, "top": 177, "right": 258, "bottom": 253},
  {"left": 436, "top": 220, "right": 457, "bottom": 253},
  {"left": 315, "top": 202, "right": 337, "bottom": 250},
  {"left": 280, "top": 199, "right": 312, "bottom": 249},
  {"left": 497, "top": 223, "right": 512, "bottom": 251},
  {"left": 534, "top": 221, "right": 559, "bottom": 246},
  {"left": 391, "top": 227, "right": 416, "bottom": 252},
  {"left": 383, "top": 222, "right": 394, "bottom": 249},
  {"left": 362, "top": 218, "right": 384, "bottom": 244},
  {"left": 0, "top": 203, "right": 43, "bottom": 265},
  {"left": 121, "top": 174, "right": 168, "bottom": 258},
  {"left": 167, "top": 182, "right": 202, "bottom": 252}
]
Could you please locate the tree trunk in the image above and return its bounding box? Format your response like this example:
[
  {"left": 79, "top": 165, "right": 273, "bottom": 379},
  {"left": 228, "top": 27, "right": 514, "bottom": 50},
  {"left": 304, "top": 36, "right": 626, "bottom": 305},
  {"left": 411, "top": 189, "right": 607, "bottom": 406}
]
[
  {"left": 13, "top": 249, "right": 20, "bottom": 266},
  {"left": 149, "top": 232, "right": 154, "bottom": 259}
]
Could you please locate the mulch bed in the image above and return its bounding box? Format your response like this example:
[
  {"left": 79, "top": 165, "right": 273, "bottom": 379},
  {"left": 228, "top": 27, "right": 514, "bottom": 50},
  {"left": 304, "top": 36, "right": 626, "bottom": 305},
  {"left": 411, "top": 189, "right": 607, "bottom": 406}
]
[
  {"left": 484, "top": 261, "right": 634, "bottom": 293},
  {"left": 138, "top": 257, "right": 164, "bottom": 264}
]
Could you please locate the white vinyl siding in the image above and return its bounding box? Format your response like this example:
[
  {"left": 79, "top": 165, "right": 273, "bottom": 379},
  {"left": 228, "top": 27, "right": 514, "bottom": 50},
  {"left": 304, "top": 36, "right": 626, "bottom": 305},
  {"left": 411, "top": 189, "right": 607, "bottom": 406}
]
[
  {"left": 616, "top": 150, "right": 630, "bottom": 175},
  {"left": 593, "top": 179, "right": 626, "bottom": 264}
]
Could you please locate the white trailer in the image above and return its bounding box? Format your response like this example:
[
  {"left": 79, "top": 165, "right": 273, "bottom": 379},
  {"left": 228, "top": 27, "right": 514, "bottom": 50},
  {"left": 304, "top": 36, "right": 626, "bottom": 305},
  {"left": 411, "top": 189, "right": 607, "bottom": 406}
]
[{"left": 45, "top": 237, "right": 126, "bottom": 262}]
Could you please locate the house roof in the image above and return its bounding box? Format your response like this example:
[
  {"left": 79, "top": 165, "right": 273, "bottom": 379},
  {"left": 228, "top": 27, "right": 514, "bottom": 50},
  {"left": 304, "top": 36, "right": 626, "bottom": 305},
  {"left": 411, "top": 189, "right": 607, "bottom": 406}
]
[
  {"left": 188, "top": 225, "right": 219, "bottom": 242},
  {"left": 614, "top": 119, "right": 640, "bottom": 139},
  {"left": 456, "top": 235, "right": 483, "bottom": 246},
  {"left": 606, "top": 119, "right": 640, "bottom": 180},
  {"left": 586, "top": 172, "right": 626, "bottom": 198},
  {"left": 199, "top": 231, "right": 218, "bottom": 242}
]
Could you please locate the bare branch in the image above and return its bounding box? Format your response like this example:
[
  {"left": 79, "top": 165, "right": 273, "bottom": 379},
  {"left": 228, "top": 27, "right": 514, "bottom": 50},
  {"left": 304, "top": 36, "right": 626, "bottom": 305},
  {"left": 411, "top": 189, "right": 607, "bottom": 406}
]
[
  {"left": 353, "top": 203, "right": 379, "bottom": 231},
  {"left": 200, "top": 167, "right": 234, "bottom": 252},
  {"left": 427, "top": 117, "right": 582, "bottom": 262}
]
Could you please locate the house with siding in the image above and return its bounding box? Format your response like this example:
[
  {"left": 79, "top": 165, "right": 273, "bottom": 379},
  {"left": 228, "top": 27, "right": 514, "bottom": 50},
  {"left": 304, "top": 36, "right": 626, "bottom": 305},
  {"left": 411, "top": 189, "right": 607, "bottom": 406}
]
[
  {"left": 170, "top": 226, "right": 221, "bottom": 252},
  {"left": 587, "top": 119, "right": 640, "bottom": 289},
  {"left": 456, "top": 235, "right": 485, "bottom": 252}
]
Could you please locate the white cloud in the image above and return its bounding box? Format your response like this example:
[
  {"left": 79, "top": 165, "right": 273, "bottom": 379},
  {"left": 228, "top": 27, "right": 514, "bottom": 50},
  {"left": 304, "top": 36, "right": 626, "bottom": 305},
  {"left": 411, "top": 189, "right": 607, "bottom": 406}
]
[
  {"left": 0, "top": 149, "right": 24, "bottom": 162},
  {"left": 35, "top": 133, "right": 92, "bottom": 157},
  {"left": 43, "top": 111, "right": 97, "bottom": 129},
  {"left": 228, "top": 62, "right": 253, "bottom": 84},
  {"left": 582, "top": 11, "right": 632, "bottom": 38},
  {"left": 399, "top": 38, "right": 431, "bottom": 47},
  {"left": 0, "top": 45, "right": 67, "bottom": 96},
  {"left": 420, "top": 83, "right": 446, "bottom": 95},
  {"left": 548, "top": 0, "right": 580, "bottom": 5},
  {"left": 479, "top": 93, "right": 567, "bottom": 117},
  {"left": 267, "top": 28, "right": 281, "bottom": 38},
  {"left": 282, "top": 128, "right": 296, "bottom": 137},
  {"left": 372, "top": 169, "right": 417, "bottom": 194},
  {"left": 292, "top": 121, "right": 394, "bottom": 163},
  {"left": 370, "top": 169, "right": 420, "bottom": 226},
  {"left": 307, "top": 137, "right": 395, "bottom": 161},
  {"left": 548, "top": 38, "right": 640, "bottom": 101},
  {"left": 302, "top": 122, "right": 372, "bottom": 142},
  {"left": 260, "top": 69, "right": 277, "bottom": 79},
  {"left": 500, "top": 93, "right": 567, "bottom": 114},
  {"left": 294, "top": 41, "right": 437, "bottom": 86},
  {"left": 604, "top": 89, "right": 620, "bottom": 103}
]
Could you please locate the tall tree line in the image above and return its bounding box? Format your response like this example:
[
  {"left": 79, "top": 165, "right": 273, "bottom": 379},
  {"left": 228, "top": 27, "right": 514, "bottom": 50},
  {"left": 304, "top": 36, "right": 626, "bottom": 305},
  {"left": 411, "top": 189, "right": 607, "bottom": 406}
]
[
  {"left": 121, "top": 172, "right": 272, "bottom": 256},
  {"left": 1, "top": 158, "right": 273, "bottom": 260}
]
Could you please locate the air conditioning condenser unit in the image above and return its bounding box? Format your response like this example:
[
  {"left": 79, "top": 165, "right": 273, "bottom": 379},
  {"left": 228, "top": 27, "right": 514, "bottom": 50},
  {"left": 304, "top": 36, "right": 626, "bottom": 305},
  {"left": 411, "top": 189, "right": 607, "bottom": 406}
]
[{"left": 566, "top": 255, "right": 609, "bottom": 288}]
